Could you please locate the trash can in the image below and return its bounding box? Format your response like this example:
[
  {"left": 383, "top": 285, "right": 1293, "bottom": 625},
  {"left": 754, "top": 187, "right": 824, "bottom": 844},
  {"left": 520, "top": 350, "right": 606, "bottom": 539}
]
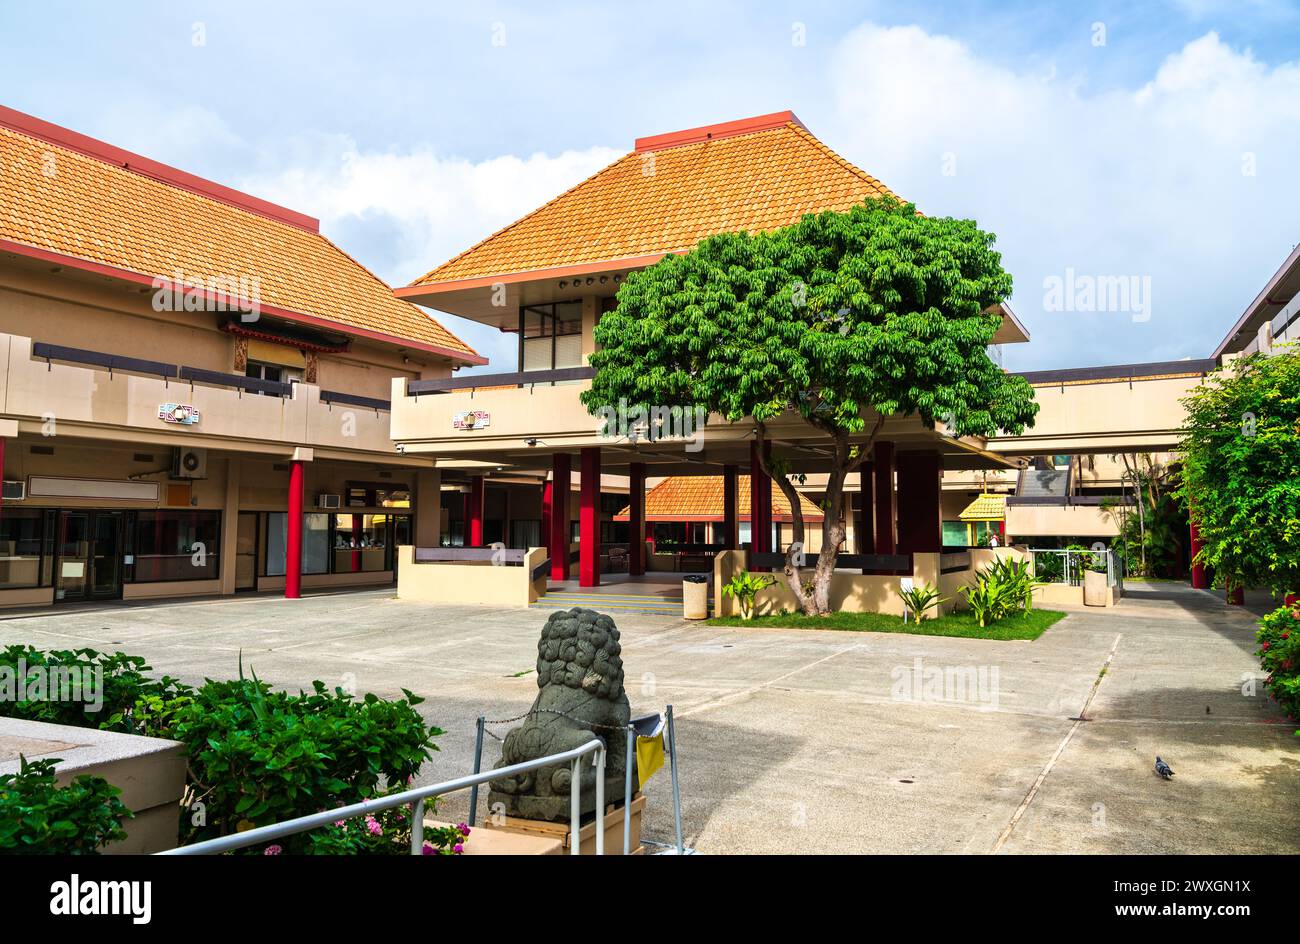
[{"left": 682, "top": 575, "right": 709, "bottom": 620}]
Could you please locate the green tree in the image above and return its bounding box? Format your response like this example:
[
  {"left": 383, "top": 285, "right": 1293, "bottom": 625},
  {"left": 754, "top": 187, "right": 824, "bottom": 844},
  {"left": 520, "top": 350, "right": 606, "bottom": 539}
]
[
  {"left": 582, "top": 198, "right": 1038, "bottom": 615},
  {"left": 1178, "top": 346, "right": 1300, "bottom": 596}
]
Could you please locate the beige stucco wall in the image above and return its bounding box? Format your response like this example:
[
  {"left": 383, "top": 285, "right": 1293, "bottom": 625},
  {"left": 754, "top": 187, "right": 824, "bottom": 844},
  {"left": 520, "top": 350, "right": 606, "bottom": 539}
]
[
  {"left": 395, "top": 545, "right": 546, "bottom": 606},
  {"left": 1006, "top": 503, "right": 1120, "bottom": 539}
]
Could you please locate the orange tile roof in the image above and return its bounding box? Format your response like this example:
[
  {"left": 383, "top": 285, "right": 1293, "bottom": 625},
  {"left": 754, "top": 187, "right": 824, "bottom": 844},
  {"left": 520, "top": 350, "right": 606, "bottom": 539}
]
[
  {"left": 408, "top": 111, "right": 898, "bottom": 288},
  {"left": 0, "top": 105, "right": 481, "bottom": 363},
  {"left": 614, "top": 475, "right": 824, "bottom": 522}
]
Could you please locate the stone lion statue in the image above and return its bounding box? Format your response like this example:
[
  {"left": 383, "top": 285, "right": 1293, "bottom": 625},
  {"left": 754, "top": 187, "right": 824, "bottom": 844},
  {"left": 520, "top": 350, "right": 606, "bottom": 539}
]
[{"left": 488, "top": 607, "right": 632, "bottom": 821}]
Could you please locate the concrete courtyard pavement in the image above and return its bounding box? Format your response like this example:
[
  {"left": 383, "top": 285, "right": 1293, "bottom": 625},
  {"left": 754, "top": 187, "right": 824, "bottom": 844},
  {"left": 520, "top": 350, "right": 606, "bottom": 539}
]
[{"left": 2, "top": 581, "right": 1295, "bottom": 854}]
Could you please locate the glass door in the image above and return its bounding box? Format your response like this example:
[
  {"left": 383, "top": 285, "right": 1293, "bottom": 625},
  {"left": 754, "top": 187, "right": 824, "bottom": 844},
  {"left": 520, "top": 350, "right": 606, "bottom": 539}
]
[
  {"left": 235, "top": 512, "right": 258, "bottom": 590},
  {"left": 55, "top": 511, "right": 124, "bottom": 602}
]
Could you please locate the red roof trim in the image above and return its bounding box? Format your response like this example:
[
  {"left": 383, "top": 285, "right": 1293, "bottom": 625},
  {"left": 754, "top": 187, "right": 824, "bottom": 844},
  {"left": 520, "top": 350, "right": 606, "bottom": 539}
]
[
  {"left": 634, "top": 110, "right": 805, "bottom": 153},
  {"left": 0, "top": 104, "right": 320, "bottom": 233},
  {"left": 0, "top": 238, "right": 487, "bottom": 365}
]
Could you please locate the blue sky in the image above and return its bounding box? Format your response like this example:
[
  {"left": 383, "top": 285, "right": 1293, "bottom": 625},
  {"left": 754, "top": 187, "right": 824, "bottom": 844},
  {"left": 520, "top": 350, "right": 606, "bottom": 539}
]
[{"left": 3, "top": 1, "right": 1299, "bottom": 372}]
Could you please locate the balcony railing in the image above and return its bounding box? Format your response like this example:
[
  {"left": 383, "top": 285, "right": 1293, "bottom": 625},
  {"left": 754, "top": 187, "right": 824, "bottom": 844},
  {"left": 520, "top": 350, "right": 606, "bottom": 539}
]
[
  {"left": 407, "top": 365, "right": 594, "bottom": 396},
  {"left": 31, "top": 340, "right": 391, "bottom": 406}
]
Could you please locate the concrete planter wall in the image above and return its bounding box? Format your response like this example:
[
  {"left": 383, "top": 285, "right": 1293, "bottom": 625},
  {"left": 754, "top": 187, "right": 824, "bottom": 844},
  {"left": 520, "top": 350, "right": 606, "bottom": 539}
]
[
  {"left": 0, "top": 717, "right": 186, "bottom": 854},
  {"left": 1083, "top": 569, "right": 1110, "bottom": 606}
]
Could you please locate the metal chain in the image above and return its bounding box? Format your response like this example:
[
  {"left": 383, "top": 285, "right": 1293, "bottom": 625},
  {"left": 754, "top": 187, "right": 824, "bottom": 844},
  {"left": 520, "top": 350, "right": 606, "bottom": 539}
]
[{"left": 480, "top": 707, "right": 633, "bottom": 741}]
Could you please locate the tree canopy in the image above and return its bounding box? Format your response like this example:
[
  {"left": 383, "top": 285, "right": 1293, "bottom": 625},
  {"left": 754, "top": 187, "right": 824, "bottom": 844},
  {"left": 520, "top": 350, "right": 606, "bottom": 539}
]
[
  {"left": 1178, "top": 346, "right": 1300, "bottom": 595},
  {"left": 582, "top": 197, "right": 1039, "bottom": 614}
]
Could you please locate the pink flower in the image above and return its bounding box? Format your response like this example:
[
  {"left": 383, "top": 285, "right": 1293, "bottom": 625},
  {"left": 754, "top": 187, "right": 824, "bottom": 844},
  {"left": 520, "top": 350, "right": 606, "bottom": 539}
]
[
  {"left": 333, "top": 819, "right": 347, "bottom": 828},
  {"left": 365, "top": 815, "right": 383, "bottom": 836},
  {"left": 421, "top": 843, "right": 435, "bottom": 855},
  {"left": 457, "top": 823, "right": 471, "bottom": 836},
  {"left": 264, "top": 845, "right": 282, "bottom": 855},
  {"left": 453, "top": 843, "right": 464, "bottom": 854}
]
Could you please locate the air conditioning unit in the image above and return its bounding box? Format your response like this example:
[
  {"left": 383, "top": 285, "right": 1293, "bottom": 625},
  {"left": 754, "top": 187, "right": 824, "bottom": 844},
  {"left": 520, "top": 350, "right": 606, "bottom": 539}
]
[
  {"left": 317, "top": 494, "right": 342, "bottom": 510},
  {"left": 2, "top": 480, "right": 25, "bottom": 501},
  {"left": 171, "top": 446, "right": 208, "bottom": 479}
]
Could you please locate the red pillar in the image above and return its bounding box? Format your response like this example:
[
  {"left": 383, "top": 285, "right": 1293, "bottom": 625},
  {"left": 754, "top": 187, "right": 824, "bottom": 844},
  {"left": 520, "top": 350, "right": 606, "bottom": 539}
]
[
  {"left": 858, "top": 462, "right": 875, "bottom": 570},
  {"left": 722, "top": 464, "right": 738, "bottom": 550},
  {"left": 750, "top": 441, "right": 772, "bottom": 570},
  {"left": 550, "top": 454, "right": 570, "bottom": 581},
  {"left": 541, "top": 480, "right": 553, "bottom": 557},
  {"left": 579, "top": 447, "right": 600, "bottom": 587},
  {"left": 1226, "top": 581, "right": 1244, "bottom": 606},
  {"left": 896, "top": 451, "right": 942, "bottom": 554},
  {"left": 467, "top": 475, "right": 485, "bottom": 546},
  {"left": 350, "top": 513, "right": 361, "bottom": 572},
  {"left": 873, "top": 442, "right": 896, "bottom": 556},
  {"left": 285, "top": 459, "right": 304, "bottom": 599},
  {"left": 1189, "top": 519, "right": 1208, "bottom": 589},
  {"left": 628, "top": 462, "right": 646, "bottom": 576}
]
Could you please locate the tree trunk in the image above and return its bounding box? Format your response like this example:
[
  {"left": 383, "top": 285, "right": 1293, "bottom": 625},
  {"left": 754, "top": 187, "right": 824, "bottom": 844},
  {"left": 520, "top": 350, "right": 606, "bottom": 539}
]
[{"left": 756, "top": 418, "right": 884, "bottom": 617}]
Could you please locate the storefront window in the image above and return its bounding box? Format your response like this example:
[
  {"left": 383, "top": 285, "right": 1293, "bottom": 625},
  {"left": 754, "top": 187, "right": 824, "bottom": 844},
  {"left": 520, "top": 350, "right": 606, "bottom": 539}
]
[
  {"left": 0, "top": 508, "right": 44, "bottom": 589},
  {"left": 133, "top": 511, "right": 221, "bottom": 581},
  {"left": 333, "top": 514, "right": 388, "bottom": 572},
  {"left": 264, "top": 512, "right": 330, "bottom": 576}
]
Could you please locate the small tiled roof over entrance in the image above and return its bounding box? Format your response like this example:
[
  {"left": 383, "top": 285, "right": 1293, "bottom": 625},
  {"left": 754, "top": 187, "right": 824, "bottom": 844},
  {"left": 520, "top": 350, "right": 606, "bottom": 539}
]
[
  {"left": 958, "top": 493, "right": 1006, "bottom": 522},
  {"left": 407, "top": 111, "right": 898, "bottom": 288},
  {"left": 0, "top": 105, "right": 481, "bottom": 363},
  {"left": 614, "top": 475, "right": 825, "bottom": 522}
]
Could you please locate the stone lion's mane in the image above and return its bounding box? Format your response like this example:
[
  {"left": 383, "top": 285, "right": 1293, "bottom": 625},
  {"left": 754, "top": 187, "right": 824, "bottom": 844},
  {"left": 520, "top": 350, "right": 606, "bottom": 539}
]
[{"left": 536, "top": 608, "right": 624, "bottom": 699}]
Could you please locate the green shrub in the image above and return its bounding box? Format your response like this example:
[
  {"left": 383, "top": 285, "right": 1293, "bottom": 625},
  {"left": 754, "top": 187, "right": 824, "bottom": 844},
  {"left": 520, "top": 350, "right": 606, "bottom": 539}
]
[
  {"left": 722, "top": 571, "right": 777, "bottom": 619},
  {"left": 899, "top": 582, "right": 944, "bottom": 620},
  {"left": 1257, "top": 605, "right": 1300, "bottom": 726},
  {"left": 0, "top": 756, "right": 130, "bottom": 854},
  {"left": 0, "top": 645, "right": 189, "bottom": 734},
  {"left": 962, "top": 557, "right": 1042, "bottom": 628},
  {"left": 172, "top": 672, "right": 442, "bottom": 850},
  {"left": 292, "top": 799, "right": 469, "bottom": 856}
]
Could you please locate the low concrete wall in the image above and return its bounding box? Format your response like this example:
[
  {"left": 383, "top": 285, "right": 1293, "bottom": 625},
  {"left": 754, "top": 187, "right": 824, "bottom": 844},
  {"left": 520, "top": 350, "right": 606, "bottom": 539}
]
[
  {"left": 396, "top": 545, "right": 547, "bottom": 607},
  {"left": 0, "top": 717, "right": 185, "bottom": 854},
  {"left": 713, "top": 550, "right": 970, "bottom": 619}
]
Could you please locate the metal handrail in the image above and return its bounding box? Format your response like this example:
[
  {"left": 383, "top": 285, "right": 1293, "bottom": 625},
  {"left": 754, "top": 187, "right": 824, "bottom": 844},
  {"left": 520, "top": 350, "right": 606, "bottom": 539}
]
[
  {"left": 158, "top": 737, "right": 607, "bottom": 856},
  {"left": 1027, "top": 547, "right": 1119, "bottom": 588}
]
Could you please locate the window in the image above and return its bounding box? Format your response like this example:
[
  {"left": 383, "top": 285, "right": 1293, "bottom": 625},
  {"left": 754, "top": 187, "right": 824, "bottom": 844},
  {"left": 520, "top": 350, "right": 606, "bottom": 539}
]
[
  {"left": 333, "top": 514, "right": 387, "bottom": 573},
  {"left": 245, "top": 360, "right": 301, "bottom": 395},
  {"left": 133, "top": 510, "right": 221, "bottom": 581},
  {"left": 520, "top": 302, "right": 583, "bottom": 377},
  {"left": 0, "top": 508, "right": 45, "bottom": 589},
  {"left": 264, "top": 512, "right": 330, "bottom": 576},
  {"left": 510, "top": 519, "right": 541, "bottom": 549}
]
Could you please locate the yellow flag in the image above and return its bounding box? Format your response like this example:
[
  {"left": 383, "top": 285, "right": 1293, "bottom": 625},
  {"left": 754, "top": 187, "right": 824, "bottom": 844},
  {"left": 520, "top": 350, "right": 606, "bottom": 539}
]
[{"left": 636, "top": 732, "right": 665, "bottom": 789}]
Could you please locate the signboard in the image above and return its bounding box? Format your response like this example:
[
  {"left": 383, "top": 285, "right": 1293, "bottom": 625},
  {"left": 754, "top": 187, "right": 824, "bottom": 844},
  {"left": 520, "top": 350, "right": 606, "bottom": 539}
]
[
  {"left": 159, "top": 403, "right": 200, "bottom": 426},
  {"left": 452, "top": 410, "right": 490, "bottom": 430}
]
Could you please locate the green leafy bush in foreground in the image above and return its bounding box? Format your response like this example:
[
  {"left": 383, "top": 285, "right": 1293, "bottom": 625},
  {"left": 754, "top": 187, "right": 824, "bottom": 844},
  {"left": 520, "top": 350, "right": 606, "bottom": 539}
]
[
  {"left": 0, "top": 644, "right": 189, "bottom": 734},
  {"left": 2, "top": 646, "right": 444, "bottom": 854},
  {"left": 173, "top": 673, "right": 442, "bottom": 851},
  {"left": 0, "top": 756, "right": 130, "bottom": 854},
  {"left": 1257, "top": 605, "right": 1300, "bottom": 727}
]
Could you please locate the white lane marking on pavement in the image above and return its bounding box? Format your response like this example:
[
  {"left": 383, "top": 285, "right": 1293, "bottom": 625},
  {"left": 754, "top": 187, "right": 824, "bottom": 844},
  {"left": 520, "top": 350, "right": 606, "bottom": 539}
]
[{"left": 989, "top": 632, "right": 1122, "bottom": 854}]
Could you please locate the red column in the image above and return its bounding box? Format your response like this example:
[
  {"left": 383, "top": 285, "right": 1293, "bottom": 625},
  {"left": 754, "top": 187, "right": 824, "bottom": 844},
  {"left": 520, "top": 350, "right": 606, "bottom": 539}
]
[
  {"left": 722, "top": 464, "right": 738, "bottom": 550},
  {"left": 896, "top": 451, "right": 942, "bottom": 554},
  {"left": 628, "top": 462, "right": 646, "bottom": 576},
  {"left": 750, "top": 441, "right": 772, "bottom": 570},
  {"left": 579, "top": 447, "right": 601, "bottom": 587},
  {"left": 873, "top": 442, "right": 896, "bottom": 556},
  {"left": 858, "top": 462, "right": 875, "bottom": 570},
  {"left": 541, "top": 480, "right": 553, "bottom": 557},
  {"left": 285, "top": 459, "right": 304, "bottom": 599},
  {"left": 1226, "top": 581, "right": 1244, "bottom": 606},
  {"left": 1189, "top": 519, "right": 1208, "bottom": 589},
  {"left": 467, "top": 475, "right": 484, "bottom": 546},
  {"left": 350, "top": 513, "right": 361, "bottom": 572},
  {"left": 550, "top": 454, "right": 571, "bottom": 581}
]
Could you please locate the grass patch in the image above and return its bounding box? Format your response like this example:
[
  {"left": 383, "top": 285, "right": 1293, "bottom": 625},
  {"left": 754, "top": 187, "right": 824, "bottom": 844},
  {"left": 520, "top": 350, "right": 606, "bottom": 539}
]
[{"left": 705, "top": 607, "right": 1067, "bottom": 640}]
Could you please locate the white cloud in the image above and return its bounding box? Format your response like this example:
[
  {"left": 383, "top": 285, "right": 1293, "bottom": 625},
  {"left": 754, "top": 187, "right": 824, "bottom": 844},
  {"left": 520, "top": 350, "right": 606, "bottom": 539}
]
[
  {"left": 238, "top": 137, "right": 620, "bottom": 369},
  {"left": 825, "top": 24, "right": 1300, "bottom": 368},
  {"left": 240, "top": 136, "right": 621, "bottom": 285}
]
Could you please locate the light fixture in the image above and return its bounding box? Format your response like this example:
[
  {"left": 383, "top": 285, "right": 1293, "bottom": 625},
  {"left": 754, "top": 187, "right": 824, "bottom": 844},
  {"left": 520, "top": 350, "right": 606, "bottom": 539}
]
[
  {"left": 599, "top": 276, "right": 608, "bottom": 284},
  {"left": 559, "top": 280, "right": 568, "bottom": 289},
  {"left": 585, "top": 277, "right": 594, "bottom": 285}
]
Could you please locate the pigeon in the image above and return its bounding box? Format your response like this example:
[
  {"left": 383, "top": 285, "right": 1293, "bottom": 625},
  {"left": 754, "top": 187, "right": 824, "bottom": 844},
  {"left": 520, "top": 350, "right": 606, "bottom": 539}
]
[{"left": 1155, "top": 756, "right": 1174, "bottom": 780}]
